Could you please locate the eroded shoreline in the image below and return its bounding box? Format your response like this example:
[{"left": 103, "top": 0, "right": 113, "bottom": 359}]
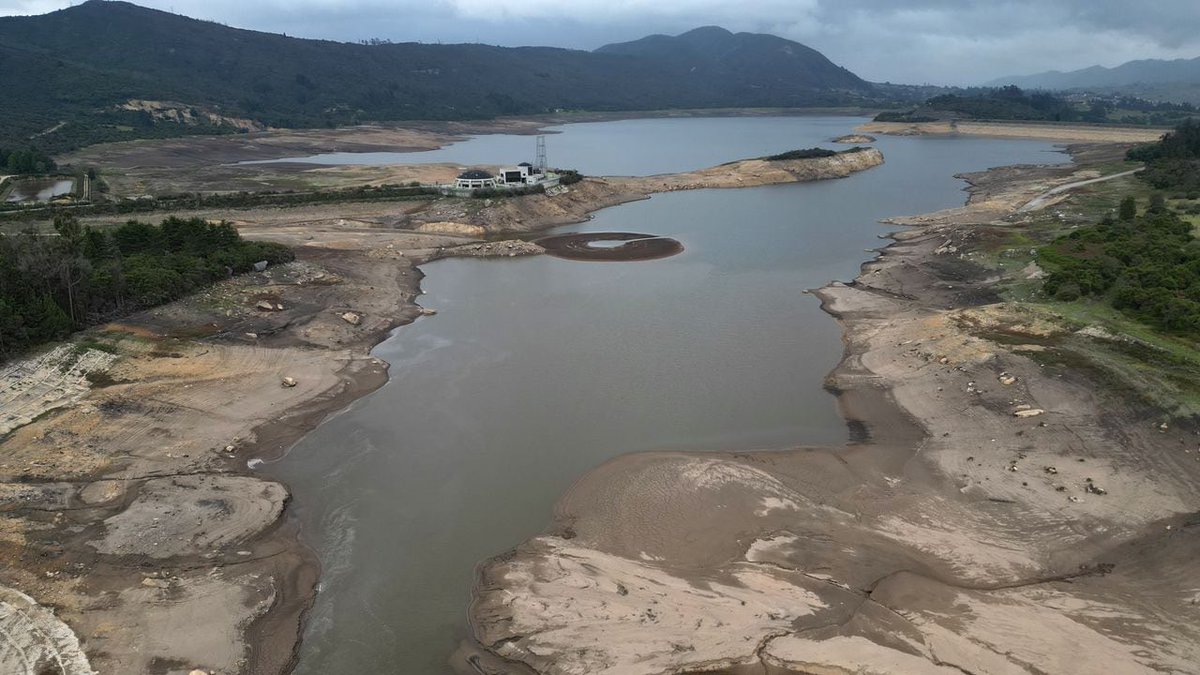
[
  {"left": 0, "top": 136, "right": 882, "bottom": 674},
  {"left": 461, "top": 144, "right": 1200, "bottom": 673}
]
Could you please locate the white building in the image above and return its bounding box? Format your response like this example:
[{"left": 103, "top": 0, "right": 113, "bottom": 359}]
[
  {"left": 498, "top": 162, "right": 546, "bottom": 186},
  {"left": 455, "top": 169, "right": 498, "bottom": 189}
]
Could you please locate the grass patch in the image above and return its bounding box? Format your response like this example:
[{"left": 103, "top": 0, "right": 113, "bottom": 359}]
[
  {"left": 73, "top": 337, "right": 120, "bottom": 355},
  {"left": 1032, "top": 300, "right": 1200, "bottom": 417},
  {"left": 84, "top": 370, "right": 123, "bottom": 388}
]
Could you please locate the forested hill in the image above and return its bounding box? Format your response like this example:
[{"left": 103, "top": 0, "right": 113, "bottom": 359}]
[
  {"left": 595, "top": 26, "right": 868, "bottom": 92},
  {"left": 0, "top": 1, "right": 877, "bottom": 154}
]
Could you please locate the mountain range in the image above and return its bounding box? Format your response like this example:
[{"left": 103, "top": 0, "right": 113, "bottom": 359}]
[
  {"left": 0, "top": 1, "right": 882, "bottom": 153},
  {"left": 988, "top": 57, "right": 1200, "bottom": 104}
]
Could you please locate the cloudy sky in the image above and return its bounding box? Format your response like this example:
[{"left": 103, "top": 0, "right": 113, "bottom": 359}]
[{"left": 2, "top": 0, "right": 1198, "bottom": 84}]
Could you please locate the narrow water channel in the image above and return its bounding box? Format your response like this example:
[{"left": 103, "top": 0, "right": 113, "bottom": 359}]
[{"left": 262, "top": 117, "right": 1066, "bottom": 674}]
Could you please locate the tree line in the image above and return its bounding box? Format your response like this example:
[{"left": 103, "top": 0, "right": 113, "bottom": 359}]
[
  {"left": 1, "top": 148, "right": 57, "bottom": 175},
  {"left": 0, "top": 216, "right": 293, "bottom": 357},
  {"left": 876, "top": 86, "right": 1200, "bottom": 127},
  {"left": 1128, "top": 118, "right": 1200, "bottom": 192}
]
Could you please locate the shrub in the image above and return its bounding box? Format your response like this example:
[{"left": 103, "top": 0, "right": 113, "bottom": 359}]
[{"left": 765, "top": 148, "right": 837, "bottom": 161}]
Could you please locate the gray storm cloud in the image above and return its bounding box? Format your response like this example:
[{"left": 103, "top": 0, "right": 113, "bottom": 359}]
[{"left": 1, "top": 0, "right": 1196, "bottom": 84}]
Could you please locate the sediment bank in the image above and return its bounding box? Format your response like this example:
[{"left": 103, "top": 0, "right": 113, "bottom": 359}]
[{"left": 858, "top": 119, "right": 1166, "bottom": 143}]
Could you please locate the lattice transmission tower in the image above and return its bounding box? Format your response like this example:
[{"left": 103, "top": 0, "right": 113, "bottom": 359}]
[{"left": 535, "top": 135, "right": 547, "bottom": 171}]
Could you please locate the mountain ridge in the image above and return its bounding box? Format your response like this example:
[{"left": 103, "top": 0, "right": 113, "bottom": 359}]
[
  {"left": 988, "top": 56, "right": 1200, "bottom": 90},
  {"left": 0, "top": 1, "right": 879, "bottom": 153}
]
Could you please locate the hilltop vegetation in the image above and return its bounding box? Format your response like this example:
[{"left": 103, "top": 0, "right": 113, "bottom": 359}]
[
  {"left": 0, "top": 216, "right": 292, "bottom": 357},
  {"left": 0, "top": 2, "right": 885, "bottom": 154},
  {"left": 0, "top": 147, "right": 57, "bottom": 175},
  {"left": 876, "top": 86, "right": 1199, "bottom": 127},
  {"left": 1039, "top": 196, "right": 1200, "bottom": 334},
  {"left": 1128, "top": 119, "right": 1200, "bottom": 192}
]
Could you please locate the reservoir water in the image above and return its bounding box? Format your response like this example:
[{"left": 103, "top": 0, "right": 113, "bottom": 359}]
[
  {"left": 4, "top": 177, "right": 74, "bottom": 203},
  {"left": 263, "top": 117, "right": 1066, "bottom": 673}
]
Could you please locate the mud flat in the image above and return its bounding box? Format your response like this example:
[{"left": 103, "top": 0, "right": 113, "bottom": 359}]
[
  {"left": 462, "top": 146, "right": 1200, "bottom": 673},
  {"left": 0, "top": 141, "right": 884, "bottom": 674},
  {"left": 536, "top": 232, "right": 684, "bottom": 261}
]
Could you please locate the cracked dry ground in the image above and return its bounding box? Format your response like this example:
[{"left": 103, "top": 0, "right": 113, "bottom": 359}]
[{"left": 465, "top": 162, "right": 1200, "bottom": 675}]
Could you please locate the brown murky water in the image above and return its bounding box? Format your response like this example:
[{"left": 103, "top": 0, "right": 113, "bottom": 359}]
[
  {"left": 263, "top": 117, "right": 1066, "bottom": 674},
  {"left": 4, "top": 177, "right": 74, "bottom": 202}
]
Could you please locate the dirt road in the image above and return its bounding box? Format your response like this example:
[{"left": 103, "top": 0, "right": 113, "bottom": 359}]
[{"left": 1017, "top": 167, "right": 1143, "bottom": 212}]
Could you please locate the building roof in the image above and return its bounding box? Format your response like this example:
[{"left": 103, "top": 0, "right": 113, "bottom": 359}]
[{"left": 458, "top": 169, "right": 494, "bottom": 179}]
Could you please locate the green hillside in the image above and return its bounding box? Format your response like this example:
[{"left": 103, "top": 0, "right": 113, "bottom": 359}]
[{"left": 0, "top": 2, "right": 882, "bottom": 154}]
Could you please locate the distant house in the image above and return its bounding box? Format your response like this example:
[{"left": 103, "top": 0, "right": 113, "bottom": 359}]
[
  {"left": 498, "top": 162, "right": 545, "bottom": 186},
  {"left": 456, "top": 169, "right": 498, "bottom": 189}
]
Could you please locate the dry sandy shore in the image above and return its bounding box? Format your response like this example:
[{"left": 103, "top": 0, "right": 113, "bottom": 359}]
[
  {"left": 859, "top": 119, "right": 1166, "bottom": 143},
  {"left": 0, "top": 139, "right": 877, "bottom": 674},
  {"left": 462, "top": 145, "right": 1200, "bottom": 673}
]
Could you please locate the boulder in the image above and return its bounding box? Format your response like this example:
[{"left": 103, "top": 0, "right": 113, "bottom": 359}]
[
  {"left": 341, "top": 312, "right": 362, "bottom": 326},
  {"left": 281, "top": 377, "right": 297, "bottom": 388}
]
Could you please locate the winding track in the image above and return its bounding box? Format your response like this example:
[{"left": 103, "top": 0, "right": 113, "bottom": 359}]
[{"left": 1017, "top": 167, "right": 1143, "bottom": 212}]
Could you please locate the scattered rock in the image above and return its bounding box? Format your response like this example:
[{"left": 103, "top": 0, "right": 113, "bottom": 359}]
[
  {"left": 420, "top": 307, "right": 438, "bottom": 316},
  {"left": 253, "top": 260, "right": 268, "bottom": 272},
  {"left": 1044, "top": 466, "right": 1058, "bottom": 475},
  {"left": 341, "top": 312, "right": 362, "bottom": 326},
  {"left": 255, "top": 301, "right": 276, "bottom": 312},
  {"left": 280, "top": 377, "right": 297, "bottom": 388},
  {"left": 1014, "top": 408, "right": 1045, "bottom": 418},
  {"left": 141, "top": 578, "right": 169, "bottom": 589},
  {"left": 998, "top": 372, "right": 1017, "bottom": 385}
]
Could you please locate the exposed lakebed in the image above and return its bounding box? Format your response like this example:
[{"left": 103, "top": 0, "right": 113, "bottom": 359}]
[{"left": 262, "top": 117, "right": 1067, "bottom": 673}]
